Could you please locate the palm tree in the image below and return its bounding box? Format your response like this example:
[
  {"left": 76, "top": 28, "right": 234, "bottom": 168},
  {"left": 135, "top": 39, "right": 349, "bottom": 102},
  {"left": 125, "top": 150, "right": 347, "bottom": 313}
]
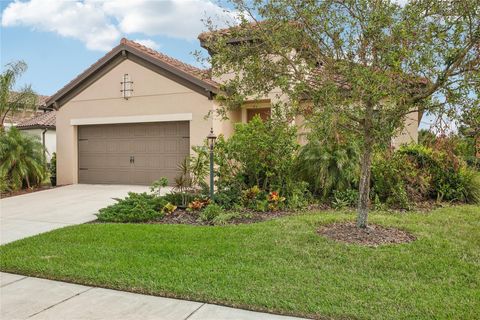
[
  {"left": 297, "top": 132, "right": 360, "bottom": 199},
  {"left": 0, "top": 61, "right": 37, "bottom": 131},
  {"left": 0, "top": 127, "right": 47, "bottom": 190}
]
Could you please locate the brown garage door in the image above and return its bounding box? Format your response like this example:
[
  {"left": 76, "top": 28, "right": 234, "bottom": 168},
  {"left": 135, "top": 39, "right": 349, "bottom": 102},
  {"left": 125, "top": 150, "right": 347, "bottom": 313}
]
[{"left": 78, "top": 122, "right": 189, "bottom": 185}]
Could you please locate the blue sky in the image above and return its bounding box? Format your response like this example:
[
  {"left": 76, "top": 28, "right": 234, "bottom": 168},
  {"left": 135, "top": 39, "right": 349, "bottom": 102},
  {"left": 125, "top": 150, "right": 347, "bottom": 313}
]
[
  {"left": 1, "top": 0, "right": 239, "bottom": 96},
  {"left": 1, "top": 0, "right": 439, "bottom": 130}
]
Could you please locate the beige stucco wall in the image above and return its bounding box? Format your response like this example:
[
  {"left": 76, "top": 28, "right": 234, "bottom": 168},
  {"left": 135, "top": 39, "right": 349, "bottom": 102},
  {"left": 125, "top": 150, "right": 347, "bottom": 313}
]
[
  {"left": 391, "top": 111, "right": 419, "bottom": 148},
  {"left": 56, "top": 59, "right": 215, "bottom": 185}
]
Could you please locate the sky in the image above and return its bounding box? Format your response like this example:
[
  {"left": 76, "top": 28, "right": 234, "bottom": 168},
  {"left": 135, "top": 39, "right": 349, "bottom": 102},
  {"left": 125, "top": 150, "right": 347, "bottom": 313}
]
[
  {"left": 0, "top": 0, "right": 240, "bottom": 96},
  {"left": 0, "top": 0, "right": 439, "bottom": 130}
]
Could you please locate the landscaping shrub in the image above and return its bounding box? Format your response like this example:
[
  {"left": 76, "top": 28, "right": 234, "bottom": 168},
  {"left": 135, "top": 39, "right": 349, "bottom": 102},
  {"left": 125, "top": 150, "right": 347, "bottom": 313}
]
[
  {"left": 296, "top": 126, "right": 360, "bottom": 199},
  {"left": 187, "top": 198, "right": 210, "bottom": 212},
  {"left": 163, "top": 191, "right": 196, "bottom": 208},
  {"left": 212, "top": 211, "right": 241, "bottom": 225},
  {"left": 173, "top": 146, "right": 209, "bottom": 198},
  {"left": 0, "top": 128, "right": 47, "bottom": 191},
  {"left": 459, "top": 169, "right": 480, "bottom": 204},
  {"left": 371, "top": 143, "right": 480, "bottom": 208},
  {"left": 150, "top": 177, "right": 168, "bottom": 196},
  {"left": 96, "top": 192, "right": 166, "bottom": 223},
  {"left": 162, "top": 202, "right": 177, "bottom": 215},
  {"left": 371, "top": 151, "right": 418, "bottom": 209},
  {"left": 332, "top": 189, "right": 359, "bottom": 209},
  {"left": 199, "top": 204, "right": 225, "bottom": 222},
  {"left": 211, "top": 116, "right": 309, "bottom": 210},
  {"left": 49, "top": 152, "right": 57, "bottom": 186}
]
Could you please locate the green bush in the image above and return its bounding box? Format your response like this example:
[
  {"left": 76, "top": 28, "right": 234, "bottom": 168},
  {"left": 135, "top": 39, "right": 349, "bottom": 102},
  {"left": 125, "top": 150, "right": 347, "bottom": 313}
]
[
  {"left": 49, "top": 152, "right": 57, "bottom": 177},
  {"left": 371, "top": 151, "right": 416, "bottom": 209},
  {"left": 212, "top": 211, "right": 241, "bottom": 225},
  {"left": 163, "top": 192, "right": 196, "bottom": 207},
  {"left": 97, "top": 192, "right": 166, "bottom": 223},
  {"left": 199, "top": 204, "right": 225, "bottom": 222},
  {"left": 455, "top": 168, "right": 480, "bottom": 204},
  {"left": 372, "top": 143, "right": 480, "bottom": 208},
  {"left": 210, "top": 116, "right": 310, "bottom": 210},
  {"left": 150, "top": 177, "right": 168, "bottom": 196},
  {"left": 332, "top": 189, "right": 359, "bottom": 209},
  {"left": 0, "top": 128, "right": 47, "bottom": 191},
  {"left": 296, "top": 130, "right": 360, "bottom": 199}
]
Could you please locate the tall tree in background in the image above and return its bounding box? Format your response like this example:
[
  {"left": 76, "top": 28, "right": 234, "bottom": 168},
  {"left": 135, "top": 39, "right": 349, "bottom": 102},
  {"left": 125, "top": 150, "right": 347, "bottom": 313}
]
[
  {"left": 459, "top": 103, "right": 480, "bottom": 159},
  {"left": 201, "top": 0, "right": 479, "bottom": 228},
  {"left": 0, "top": 61, "right": 37, "bottom": 131}
]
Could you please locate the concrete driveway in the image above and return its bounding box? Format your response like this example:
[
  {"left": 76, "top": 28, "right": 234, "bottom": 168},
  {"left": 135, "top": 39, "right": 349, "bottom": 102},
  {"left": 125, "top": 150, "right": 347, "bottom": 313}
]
[{"left": 0, "top": 184, "right": 149, "bottom": 244}]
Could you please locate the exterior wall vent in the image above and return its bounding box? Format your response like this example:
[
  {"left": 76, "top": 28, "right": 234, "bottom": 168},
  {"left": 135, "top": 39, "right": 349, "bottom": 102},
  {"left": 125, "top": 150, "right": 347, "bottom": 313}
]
[{"left": 121, "top": 74, "right": 133, "bottom": 99}]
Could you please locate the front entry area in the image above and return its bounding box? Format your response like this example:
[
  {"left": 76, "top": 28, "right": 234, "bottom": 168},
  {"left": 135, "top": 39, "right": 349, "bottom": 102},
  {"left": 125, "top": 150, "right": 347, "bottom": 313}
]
[{"left": 78, "top": 121, "right": 189, "bottom": 185}]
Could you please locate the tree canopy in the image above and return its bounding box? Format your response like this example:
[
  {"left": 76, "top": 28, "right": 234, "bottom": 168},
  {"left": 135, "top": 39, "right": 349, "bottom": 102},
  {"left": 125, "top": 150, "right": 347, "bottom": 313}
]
[
  {"left": 201, "top": 0, "right": 479, "bottom": 227},
  {"left": 0, "top": 61, "right": 37, "bottom": 130}
]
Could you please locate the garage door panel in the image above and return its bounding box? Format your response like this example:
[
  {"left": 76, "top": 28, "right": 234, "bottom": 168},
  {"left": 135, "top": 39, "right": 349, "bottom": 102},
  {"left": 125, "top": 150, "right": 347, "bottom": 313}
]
[
  {"left": 131, "top": 169, "right": 178, "bottom": 185},
  {"left": 78, "top": 122, "right": 189, "bottom": 185},
  {"left": 79, "top": 141, "right": 108, "bottom": 153},
  {"left": 79, "top": 126, "right": 103, "bottom": 139},
  {"left": 80, "top": 169, "right": 132, "bottom": 184}
]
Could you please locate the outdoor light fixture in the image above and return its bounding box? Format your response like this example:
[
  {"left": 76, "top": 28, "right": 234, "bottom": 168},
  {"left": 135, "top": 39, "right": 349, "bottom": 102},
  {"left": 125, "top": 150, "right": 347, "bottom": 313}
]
[
  {"left": 121, "top": 74, "right": 133, "bottom": 99},
  {"left": 207, "top": 128, "right": 217, "bottom": 200}
]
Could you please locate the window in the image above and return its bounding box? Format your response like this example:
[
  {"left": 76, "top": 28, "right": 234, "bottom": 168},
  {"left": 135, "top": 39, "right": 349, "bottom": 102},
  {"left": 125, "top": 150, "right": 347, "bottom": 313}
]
[{"left": 247, "top": 108, "right": 271, "bottom": 122}]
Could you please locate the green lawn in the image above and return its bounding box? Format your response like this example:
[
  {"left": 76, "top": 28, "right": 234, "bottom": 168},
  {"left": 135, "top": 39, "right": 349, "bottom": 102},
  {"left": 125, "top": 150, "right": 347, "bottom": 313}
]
[{"left": 1, "top": 206, "right": 479, "bottom": 320}]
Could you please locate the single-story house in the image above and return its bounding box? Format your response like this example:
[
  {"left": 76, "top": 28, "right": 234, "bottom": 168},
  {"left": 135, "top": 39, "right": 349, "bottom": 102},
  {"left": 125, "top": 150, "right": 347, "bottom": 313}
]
[
  {"left": 45, "top": 38, "right": 420, "bottom": 186},
  {"left": 4, "top": 92, "right": 49, "bottom": 130},
  {"left": 16, "top": 111, "right": 56, "bottom": 162}
]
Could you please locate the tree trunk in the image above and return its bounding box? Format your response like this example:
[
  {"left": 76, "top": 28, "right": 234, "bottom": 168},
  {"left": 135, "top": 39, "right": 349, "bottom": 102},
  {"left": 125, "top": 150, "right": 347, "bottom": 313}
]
[
  {"left": 357, "top": 103, "right": 374, "bottom": 228},
  {"left": 357, "top": 139, "right": 373, "bottom": 228}
]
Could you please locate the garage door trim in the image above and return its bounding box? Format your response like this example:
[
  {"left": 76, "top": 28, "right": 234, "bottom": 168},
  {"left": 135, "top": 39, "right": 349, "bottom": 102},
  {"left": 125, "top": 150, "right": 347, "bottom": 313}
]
[{"left": 71, "top": 113, "right": 193, "bottom": 126}]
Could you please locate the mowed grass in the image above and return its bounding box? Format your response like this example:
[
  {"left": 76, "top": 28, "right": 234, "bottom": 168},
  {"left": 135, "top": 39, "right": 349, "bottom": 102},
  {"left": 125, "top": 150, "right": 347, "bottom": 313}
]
[{"left": 1, "top": 206, "right": 479, "bottom": 319}]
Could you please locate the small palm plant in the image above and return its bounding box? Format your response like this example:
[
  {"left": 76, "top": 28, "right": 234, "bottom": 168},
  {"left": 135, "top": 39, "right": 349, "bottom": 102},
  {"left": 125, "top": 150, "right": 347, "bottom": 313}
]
[
  {"left": 297, "top": 131, "right": 360, "bottom": 199},
  {"left": 0, "top": 127, "right": 47, "bottom": 190}
]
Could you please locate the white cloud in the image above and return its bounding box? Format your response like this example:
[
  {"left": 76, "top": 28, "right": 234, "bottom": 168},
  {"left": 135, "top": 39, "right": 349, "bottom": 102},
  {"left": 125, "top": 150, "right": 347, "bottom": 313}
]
[
  {"left": 1, "top": 0, "right": 243, "bottom": 51},
  {"left": 1, "top": 0, "right": 120, "bottom": 51},
  {"left": 102, "top": 0, "right": 243, "bottom": 40},
  {"left": 133, "top": 39, "right": 160, "bottom": 50}
]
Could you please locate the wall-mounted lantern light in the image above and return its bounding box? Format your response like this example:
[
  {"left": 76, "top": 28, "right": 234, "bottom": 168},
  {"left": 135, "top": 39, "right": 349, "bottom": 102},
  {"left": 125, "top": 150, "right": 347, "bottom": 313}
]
[{"left": 121, "top": 74, "right": 133, "bottom": 99}]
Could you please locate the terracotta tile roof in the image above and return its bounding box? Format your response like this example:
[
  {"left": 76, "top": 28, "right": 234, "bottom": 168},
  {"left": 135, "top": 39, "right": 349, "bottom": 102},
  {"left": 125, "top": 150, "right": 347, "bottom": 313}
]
[
  {"left": 17, "top": 111, "right": 56, "bottom": 129},
  {"left": 46, "top": 38, "right": 218, "bottom": 108},
  {"left": 8, "top": 91, "right": 49, "bottom": 106},
  {"left": 198, "top": 21, "right": 262, "bottom": 42},
  {"left": 121, "top": 38, "right": 219, "bottom": 88},
  {"left": 4, "top": 92, "right": 50, "bottom": 124}
]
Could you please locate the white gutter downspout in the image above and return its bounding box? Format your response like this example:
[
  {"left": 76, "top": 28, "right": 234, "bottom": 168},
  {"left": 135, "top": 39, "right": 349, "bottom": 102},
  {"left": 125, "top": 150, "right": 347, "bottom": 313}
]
[{"left": 42, "top": 128, "right": 47, "bottom": 162}]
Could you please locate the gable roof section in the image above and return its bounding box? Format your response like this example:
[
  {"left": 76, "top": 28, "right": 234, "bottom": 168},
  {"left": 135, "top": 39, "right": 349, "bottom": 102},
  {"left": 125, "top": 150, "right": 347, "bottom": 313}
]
[
  {"left": 17, "top": 111, "right": 56, "bottom": 130},
  {"left": 46, "top": 38, "right": 219, "bottom": 109}
]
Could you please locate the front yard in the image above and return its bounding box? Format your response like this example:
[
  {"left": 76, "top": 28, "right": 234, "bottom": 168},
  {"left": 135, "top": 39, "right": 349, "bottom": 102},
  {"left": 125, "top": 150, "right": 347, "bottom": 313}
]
[{"left": 1, "top": 205, "right": 479, "bottom": 319}]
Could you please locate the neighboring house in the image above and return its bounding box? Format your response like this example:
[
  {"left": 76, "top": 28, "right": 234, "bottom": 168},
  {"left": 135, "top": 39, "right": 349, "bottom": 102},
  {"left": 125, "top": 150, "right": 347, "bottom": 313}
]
[
  {"left": 45, "top": 37, "right": 421, "bottom": 186},
  {"left": 16, "top": 111, "right": 56, "bottom": 162},
  {"left": 3, "top": 92, "right": 49, "bottom": 129}
]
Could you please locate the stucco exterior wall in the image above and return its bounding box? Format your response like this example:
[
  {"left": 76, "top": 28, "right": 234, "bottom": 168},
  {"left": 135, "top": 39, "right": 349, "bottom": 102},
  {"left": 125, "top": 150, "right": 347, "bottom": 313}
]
[
  {"left": 21, "top": 129, "right": 56, "bottom": 161},
  {"left": 56, "top": 59, "right": 215, "bottom": 185},
  {"left": 391, "top": 111, "right": 419, "bottom": 148}
]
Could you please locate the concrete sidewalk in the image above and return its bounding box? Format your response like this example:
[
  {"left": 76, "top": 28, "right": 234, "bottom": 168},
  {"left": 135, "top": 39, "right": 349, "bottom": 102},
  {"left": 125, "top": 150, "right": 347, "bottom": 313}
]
[{"left": 0, "top": 272, "right": 306, "bottom": 320}]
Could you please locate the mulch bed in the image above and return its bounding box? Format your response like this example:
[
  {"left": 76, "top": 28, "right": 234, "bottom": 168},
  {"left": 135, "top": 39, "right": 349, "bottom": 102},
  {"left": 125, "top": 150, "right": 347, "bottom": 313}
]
[
  {"left": 0, "top": 185, "right": 55, "bottom": 199},
  {"left": 150, "top": 209, "right": 293, "bottom": 226},
  {"left": 317, "top": 222, "right": 416, "bottom": 247}
]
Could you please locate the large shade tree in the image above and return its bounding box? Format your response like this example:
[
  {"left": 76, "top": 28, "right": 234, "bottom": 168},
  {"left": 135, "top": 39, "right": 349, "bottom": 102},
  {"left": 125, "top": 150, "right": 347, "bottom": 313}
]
[
  {"left": 0, "top": 61, "right": 37, "bottom": 131},
  {"left": 201, "top": 0, "right": 479, "bottom": 227}
]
